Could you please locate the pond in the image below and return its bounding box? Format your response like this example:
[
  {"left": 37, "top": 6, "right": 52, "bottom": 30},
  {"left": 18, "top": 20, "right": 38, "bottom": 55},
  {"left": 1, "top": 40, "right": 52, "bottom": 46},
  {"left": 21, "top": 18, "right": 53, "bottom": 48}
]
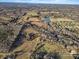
[{"left": 43, "top": 16, "right": 51, "bottom": 24}]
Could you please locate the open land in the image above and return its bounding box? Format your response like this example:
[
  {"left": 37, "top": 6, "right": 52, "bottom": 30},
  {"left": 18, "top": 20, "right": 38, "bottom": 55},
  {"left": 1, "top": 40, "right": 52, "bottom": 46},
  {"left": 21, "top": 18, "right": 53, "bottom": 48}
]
[{"left": 0, "top": 3, "right": 79, "bottom": 59}]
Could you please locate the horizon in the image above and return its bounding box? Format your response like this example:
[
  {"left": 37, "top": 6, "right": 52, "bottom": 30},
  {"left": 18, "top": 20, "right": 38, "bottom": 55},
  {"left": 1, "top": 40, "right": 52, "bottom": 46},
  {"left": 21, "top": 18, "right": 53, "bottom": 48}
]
[{"left": 0, "top": 0, "right": 79, "bottom": 5}]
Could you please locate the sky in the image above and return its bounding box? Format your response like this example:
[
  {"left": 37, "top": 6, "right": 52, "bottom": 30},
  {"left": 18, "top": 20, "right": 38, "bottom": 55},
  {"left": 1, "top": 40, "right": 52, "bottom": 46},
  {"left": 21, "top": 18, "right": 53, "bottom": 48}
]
[{"left": 0, "top": 0, "right": 79, "bottom": 4}]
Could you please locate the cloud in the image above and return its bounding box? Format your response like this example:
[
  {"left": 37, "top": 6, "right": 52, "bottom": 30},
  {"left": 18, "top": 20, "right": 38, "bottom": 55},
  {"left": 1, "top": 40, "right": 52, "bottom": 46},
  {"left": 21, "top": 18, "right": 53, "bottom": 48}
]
[{"left": 0, "top": 0, "right": 79, "bottom": 4}]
